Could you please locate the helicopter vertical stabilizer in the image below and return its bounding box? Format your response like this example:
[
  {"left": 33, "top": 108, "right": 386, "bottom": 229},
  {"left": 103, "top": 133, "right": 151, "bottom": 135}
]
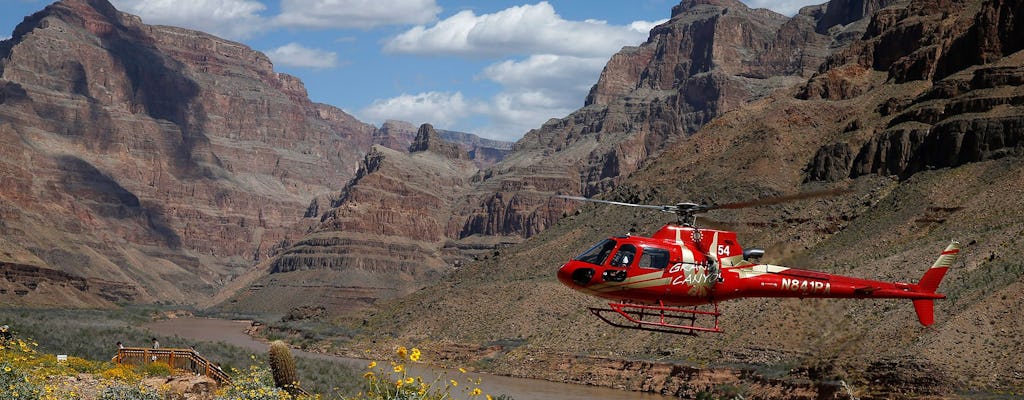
[{"left": 913, "top": 242, "right": 960, "bottom": 326}]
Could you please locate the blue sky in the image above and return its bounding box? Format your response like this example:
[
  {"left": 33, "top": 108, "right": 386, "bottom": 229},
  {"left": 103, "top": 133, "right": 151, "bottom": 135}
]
[{"left": 1, "top": 0, "right": 825, "bottom": 141}]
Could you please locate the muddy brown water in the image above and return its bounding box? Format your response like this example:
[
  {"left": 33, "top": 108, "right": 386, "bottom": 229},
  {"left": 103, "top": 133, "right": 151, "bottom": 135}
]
[{"left": 144, "top": 318, "right": 676, "bottom": 400}]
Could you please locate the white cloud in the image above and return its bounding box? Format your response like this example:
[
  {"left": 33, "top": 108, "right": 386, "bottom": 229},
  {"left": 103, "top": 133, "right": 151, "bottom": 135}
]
[
  {"left": 265, "top": 43, "right": 339, "bottom": 69},
  {"left": 469, "top": 55, "right": 605, "bottom": 140},
  {"left": 374, "top": 2, "right": 667, "bottom": 140},
  {"left": 358, "top": 54, "right": 613, "bottom": 141},
  {"left": 360, "top": 92, "right": 473, "bottom": 128},
  {"left": 384, "top": 2, "right": 655, "bottom": 58},
  {"left": 484, "top": 55, "right": 606, "bottom": 96},
  {"left": 274, "top": 0, "right": 441, "bottom": 29},
  {"left": 629, "top": 18, "right": 668, "bottom": 34},
  {"left": 478, "top": 91, "right": 576, "bottom": 141},
  {"left": 741, "top": 0, "right": 826, "bottom": 16},
  {"left": 110, "top": 0, "right": 267, "bottom": 40}
]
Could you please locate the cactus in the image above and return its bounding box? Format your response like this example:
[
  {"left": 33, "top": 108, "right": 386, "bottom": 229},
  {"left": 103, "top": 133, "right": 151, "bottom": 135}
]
[{"left": 268, "top": 340, "right": 301, "bottom": 395}]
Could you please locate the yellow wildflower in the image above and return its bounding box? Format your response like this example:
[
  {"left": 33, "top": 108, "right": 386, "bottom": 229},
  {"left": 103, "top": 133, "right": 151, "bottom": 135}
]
[
  {"left": 396, "top": 346, "right": 408, "bottom": 359},
  {"left": 450, "top": 379, "right": 458, "bottom": 387},
  {"left": 410, "top": 348, "right": 421, "bottom": 362},
  {"left": 367, "top": 361, "right": 377, "bottom": 369},
  {"left": 471, "top": 388, "right": 483, "bottom": 396},
  {"left": 393, "top": 364, "right": 404, "bottom": 373}
]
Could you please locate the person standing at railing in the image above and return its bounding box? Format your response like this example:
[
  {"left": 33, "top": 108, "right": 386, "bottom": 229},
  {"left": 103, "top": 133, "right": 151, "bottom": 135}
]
[
  {"left": 188, "top": 345, "right": 201, "bottom": 375},
  {"left": 151, "top": 338, "right": 159, "bottom": 361}
]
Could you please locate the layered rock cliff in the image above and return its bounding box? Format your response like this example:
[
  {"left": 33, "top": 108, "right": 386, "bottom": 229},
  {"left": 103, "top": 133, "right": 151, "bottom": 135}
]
[
  {"left": 222, "top": 125, "right": 478, "bottom": 315},
  {"left": 0, "top": 0, "right": 374, "bottom": 306},
  {"left": 449, "top": 0, "right": 852, "bottom": 241},
  {"left": 804, "top": 0, "right": 1024, "bottom": 181}
]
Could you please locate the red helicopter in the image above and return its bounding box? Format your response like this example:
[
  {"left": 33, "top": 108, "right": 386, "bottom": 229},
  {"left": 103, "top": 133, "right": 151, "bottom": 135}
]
[{"left": 556, "top": 192, "right": 960, "bottom": 334}]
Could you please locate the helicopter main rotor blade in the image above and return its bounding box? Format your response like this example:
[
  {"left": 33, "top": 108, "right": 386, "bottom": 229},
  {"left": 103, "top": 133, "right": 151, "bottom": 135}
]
[
  {"left": 704, "top": 188, "right": 851, "bottom": 211},
  {"left": 556, "top": 195, "right": 676, "bottom": 213}
]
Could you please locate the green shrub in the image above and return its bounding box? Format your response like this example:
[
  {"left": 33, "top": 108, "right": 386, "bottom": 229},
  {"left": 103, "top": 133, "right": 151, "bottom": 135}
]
[
  {"left": 143, "top": 361, "right": 173, "bottom": 376},
  {"left": 98, "top": 384, "right": 163, "bottom": 400},
  {"left": 0, "top": 361, "right": 43, "bottom": 399}
]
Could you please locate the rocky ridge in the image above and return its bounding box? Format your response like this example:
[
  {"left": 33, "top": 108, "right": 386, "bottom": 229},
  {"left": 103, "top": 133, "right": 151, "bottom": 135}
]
[
  {"left": 0, "top": 0, "right": 374, "bottom": 306},
  {"left": 222, "top": 124, "right": 479, "bottom": 315}
]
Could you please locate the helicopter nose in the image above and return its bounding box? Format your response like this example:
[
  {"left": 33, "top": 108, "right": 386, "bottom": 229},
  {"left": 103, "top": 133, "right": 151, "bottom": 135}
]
[
  {"left": 557, "top": 261, "right": 595, "bottom": 288},
  {"left": 557, "top": 263, "right": 574, "bottom": 286}
]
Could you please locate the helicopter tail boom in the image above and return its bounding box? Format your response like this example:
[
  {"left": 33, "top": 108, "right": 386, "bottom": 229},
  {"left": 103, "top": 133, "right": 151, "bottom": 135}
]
[{"left": 912, "top": 242, "right": 960, "bottom": 326}]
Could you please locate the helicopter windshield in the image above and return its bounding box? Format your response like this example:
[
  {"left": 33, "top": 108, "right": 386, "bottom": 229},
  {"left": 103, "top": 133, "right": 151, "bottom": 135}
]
[{"left": 574, "top": 239, "right": 616, "bottom": 266}]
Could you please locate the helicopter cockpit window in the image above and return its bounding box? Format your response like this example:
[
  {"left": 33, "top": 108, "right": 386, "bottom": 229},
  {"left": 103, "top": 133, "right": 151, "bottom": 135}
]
[
  {"left": 610, "top": 244, "right": 637, "bottom": 268},
  {"left": 574, "top": 239, "right": 617, "bottom": 266},
  {"left": 638, "top": 248, "right": 670, "bottom": 269}
]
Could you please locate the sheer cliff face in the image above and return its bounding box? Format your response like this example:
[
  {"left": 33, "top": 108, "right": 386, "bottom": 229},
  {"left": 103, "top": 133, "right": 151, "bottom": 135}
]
[
  {"left": 0, "top": 0, "right": 374, "bottom": 305},
  {"left": 803, "top": 0, "right": 1024, "bottom": 181},
  {"left": 455, "top": 0, "right": 841, "bottom": 240}
]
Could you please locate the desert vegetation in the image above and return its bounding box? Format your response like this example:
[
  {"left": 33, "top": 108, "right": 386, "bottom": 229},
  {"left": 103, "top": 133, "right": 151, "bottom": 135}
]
[
  {"left": 0, "top": 308, "right": 360, "bottom": 396},
  {"left": 0, "top": 308, "right": 510, "bottom": 399}
]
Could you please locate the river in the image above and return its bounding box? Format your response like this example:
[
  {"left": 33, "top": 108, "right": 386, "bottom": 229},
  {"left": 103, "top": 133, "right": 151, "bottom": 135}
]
[{"left": 144, "top": 318, "right": 676, "bottom": 400}]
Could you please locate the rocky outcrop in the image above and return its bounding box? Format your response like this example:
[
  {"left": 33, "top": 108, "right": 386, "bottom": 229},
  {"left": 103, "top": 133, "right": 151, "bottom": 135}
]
[
  {"left": 408, "top": 123, "right": 470, "bottom": 160},
  {"left": 222, "top": 143, "right": 479, "bottom": 315},
  {"left": 450, "top": 0, "right": 852, "bottom": 243},
  {"left": 804, "top": 2, "right": 1024, "bottom": 181},
  {"left": 803, "top": 0, "right": 1024, "bottom": 100},
  {"left": 373, "top": 120, "right": 512, "bottom": 167},
  {"left": 0, "top": 0, "right": 374, "bottom": 305},
  {"left": 0, "top": 261, "right": 136, "bottom": 306}
]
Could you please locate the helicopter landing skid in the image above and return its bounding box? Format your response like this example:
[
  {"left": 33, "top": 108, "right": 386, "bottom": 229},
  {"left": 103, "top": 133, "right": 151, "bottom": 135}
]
[{"left": 589, "top": 301, "right": 722, "bottom": 334}]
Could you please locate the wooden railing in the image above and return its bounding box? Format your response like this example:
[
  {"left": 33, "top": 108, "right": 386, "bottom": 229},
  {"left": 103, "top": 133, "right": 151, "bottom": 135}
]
[{"left": 113, "top": 347, "right": 231, "bottom": 384}]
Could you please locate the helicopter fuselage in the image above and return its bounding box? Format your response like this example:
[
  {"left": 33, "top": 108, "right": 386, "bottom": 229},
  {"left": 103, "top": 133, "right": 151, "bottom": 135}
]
[{"left": 556, "top": 224, "right": 956, "bottom": 331}]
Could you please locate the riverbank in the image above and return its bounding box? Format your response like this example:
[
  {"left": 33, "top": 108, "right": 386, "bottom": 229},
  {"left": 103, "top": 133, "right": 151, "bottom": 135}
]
[
  {"left": 146, "top": 317, "right": 677, "bottom": 400},
  {"left": 231, "top": 317, "right": 855, "bottom": 399}
]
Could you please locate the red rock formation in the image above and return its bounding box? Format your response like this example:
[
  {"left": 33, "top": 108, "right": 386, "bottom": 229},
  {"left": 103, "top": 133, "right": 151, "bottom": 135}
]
[
  {"left": 804, "top": 0, "right": 1024, "bottom": 181},
  {"left": 222, "top": 136, "right": 479, "bottom": 315},
  {"left": 452, "top": 0, "right": 845, "bottom": 242},
  {"left": 0, "top": 0, "right": 374, "bottom": 305}
]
